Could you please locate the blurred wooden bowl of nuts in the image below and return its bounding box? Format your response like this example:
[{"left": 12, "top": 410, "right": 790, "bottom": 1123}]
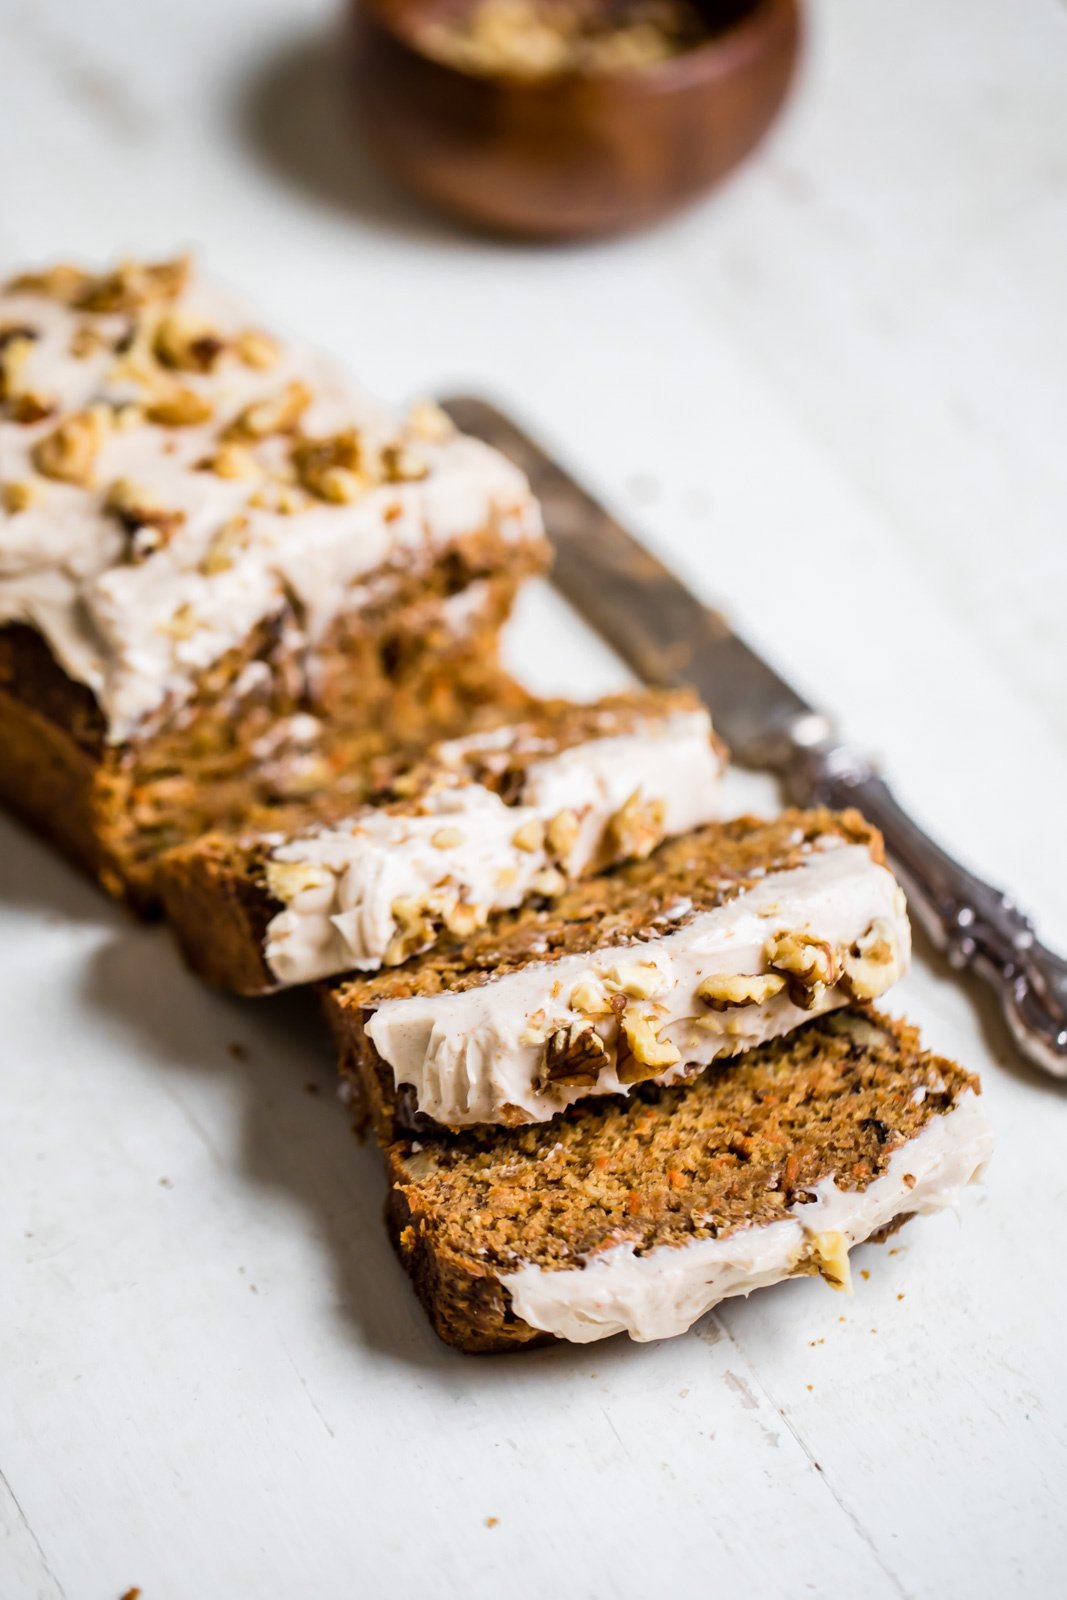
[{"left": 348, "top": 0, "right": 802, "bottom": 239}]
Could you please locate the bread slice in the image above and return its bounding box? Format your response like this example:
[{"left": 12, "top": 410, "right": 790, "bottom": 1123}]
[
  {"left": 0, "top": 254, "right": 548, "bottom": 906},
  {"left": 327, "top": 808, "right": 911, "bottom": 1131},
  {"left": 380, "top": 1009, "right": 990, "bottom": 1352},
  {"left": 156, "top": 690, "right": 725, "bottom": 993}
]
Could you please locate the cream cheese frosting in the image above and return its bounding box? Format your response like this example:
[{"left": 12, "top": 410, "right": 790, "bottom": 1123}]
[
  {"left": 263, "top": 706, "right": 723, "bottom": 985},
  {"left": 0, "top": 258, "right": 541, "bottom": 741},
  {"left": 366, "top": 840, "right": 912, "bottom": 1126},
  {"left": 499, "top": 1088, "right": 992, "bottom": 1343}
]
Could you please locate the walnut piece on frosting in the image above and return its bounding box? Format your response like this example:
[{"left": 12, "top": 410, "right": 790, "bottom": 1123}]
[
  {"left": 225, "top": 380, "right": 311, "bottom": 442},
  {"left": 541, "top": 1021, "right": 608, "bottom": 1087},
  {"left": 292, "top": 429, "right": 367, "bottom": 504},
  {"left": 765, "top": 930, "right": 840, "bottom": 1010},
  {"left": 235, "top": 328, "right": 280, "bottom": 370},
  {"left": 146, "top": 386, "right": 214, "bottom": 427},
  {"left": 406, "top": 399, "right": 455, "bottom": 442},
  {"left": 616, "top": 1005, "right": 680, "bottom": 1083},
  {"left": 153, "top": 312, "right": 226, "bottom": 373},
  {"left": 75, "top": 255, "right": 190, "bottom": 314},
  {"left": 606, "top": 791, "right": 666, "bottom": 863},
  {"left": 2, "top": 479, "right": 40, "bottom": 514},
  {"left": 841, "top": 918, "right": 900, "bottom": 1001},
  {"left": 696, "top": 972, "right": 787, "bottom": 1011},
  {"left": 104, "top": 478, "right": 186, "bottom": 561},
  {"left": 31, "top": 407, "right": 109, "bottom": 485}
]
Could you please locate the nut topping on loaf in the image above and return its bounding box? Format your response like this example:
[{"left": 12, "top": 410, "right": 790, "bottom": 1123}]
[{"left": 329, "top": 809, "right": 912, "bottom": 1129}]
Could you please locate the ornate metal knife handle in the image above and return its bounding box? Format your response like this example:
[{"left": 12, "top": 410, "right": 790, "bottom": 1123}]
[{"left": 787, "top": 731, "right": 1067, "bottom": 1078}]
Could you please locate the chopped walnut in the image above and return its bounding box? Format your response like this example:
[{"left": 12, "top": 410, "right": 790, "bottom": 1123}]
[
  {"left": 76, "top": 255, "right": 190, "bottom": 314},
  {"left": 569, "top": 978, "right": 614, "bottom": 1017},
  {"left": 31, "top": 407, "right": 109, "bottom": 485},
  {"left": 606, "top": 961, "right": 665, "bottom": 1000},
  {"left": 381, "top": 441, "right": 429, "bottom": 483},
  {"left": 606, "top": 791, "right": 666, "bottom": 862},
  {"left": 235, "top": 328, "right": 280, "bottom": 370},
  {"left": 198, "top": 442, "right": 259, "bottom": 480},
  {"left": 442, "top": 899, "right": 485, "bottom": 937},
  {"left": 292, "top": 429, "right": 370, "bottom": 503},
  {"left": 616, "top": 1005, "right": 680, "bottom": 1084},
  {"left": 765, "top": 930, "right": 840, "bottom": 1010},
  {"left": 529, "top": 865, "right": 567, "bottom": 897},
  {"left": 1, "top": 479, "right": 40, "bottom": 514},
  {"left": 809, "top": 1230, "right": 852, "bottom": 1293},
  {"left": 154, "top": 312, "right": 226, "bottom": 373},
  {"left": 157, "top": 601, "right": 200, "bottom": 640},
  {"left": 265, "top": 859, "right": 330, "bottom": 903},
  {"left": 541, "top": 1021, "right": 609, "bottom": 1087},
  {"left": 145, "top": 386, "right": 214, "bottom": 427},
  {"left": 0, "top": 329, "right": 35, "bottom": 396},
  {"left": 384, "top": 895, "right": 435, "bottom": 965},
  {"left": 104, "top": 478, "right": 185, "bottom": 561},
  {"left": 406, "top": 399, "right": 455, "bottom": 442},
  {"left": 511, "top": 817, "right": 544, "bottom": 853},
  {"left": 200, "top": 516, "right": 250, "bottom": 575},
  {"left": 69, "top": 323, "right": 108, "bottom": 359},
  {"left": 841, "top": 918, "right": 900, "bottom": 1001},
  {"left": 248, "top": 483, "right": 305, "bottom": 515},
  {"left": 696, "top": 972, "right": 786, "bottom": 1011},
  {"left": 545, "top": 807, "right": 581, "bottom": 863},
  {"left": 225, "top": 380, "right": 311, "bottom": 441},
  {"left": 6, "top": 263, "right": 91, "bottom": 303}
]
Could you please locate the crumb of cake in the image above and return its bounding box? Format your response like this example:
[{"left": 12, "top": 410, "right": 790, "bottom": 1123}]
[
  {"left": 485, "top": 1516, "right": 499, "bottom": 1528},
  {"left": 120, "top": 1587, "right": 142, "bottom": 1600}
]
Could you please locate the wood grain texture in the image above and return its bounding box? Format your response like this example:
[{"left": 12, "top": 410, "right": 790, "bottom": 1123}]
[{"left": 350, "top": 0, "right": 801, "bottom": 237}]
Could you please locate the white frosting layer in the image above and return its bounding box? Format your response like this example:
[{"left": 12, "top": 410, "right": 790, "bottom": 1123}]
[
  {"left": 264, "top": 707, "right": 723, "bottom": 984},
  {"left": 366, "top": 840, "right": 912, "bottom": 1126},
  {"left": 501, "top": 1088, "right": 993, "bottom": 1344},
  {"left": 0, "top": 266, "right": 541, "bottom": 741}
]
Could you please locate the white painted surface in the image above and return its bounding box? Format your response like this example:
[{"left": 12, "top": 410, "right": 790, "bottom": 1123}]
[{"left": 1, "top": 1, "right": 1065, "bottom": 1596}]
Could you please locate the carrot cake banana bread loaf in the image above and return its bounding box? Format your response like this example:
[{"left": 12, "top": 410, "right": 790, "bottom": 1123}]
[
  {"left": 382, "top": 1009, "right": 992, "bottom": 1352},
  {"left": 327, "top": 808, "right": 911, "bottom": 1132},
  {"left": 156, "top": 690, "right": 725, "bottom": 993},
  {"left": 0, "top": 254, "right": 547, "bottom": 905}
]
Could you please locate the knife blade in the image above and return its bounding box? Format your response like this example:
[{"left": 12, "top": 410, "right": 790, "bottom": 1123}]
[{"left": 442, "top": 394, "right": 1067, "bottom": 1080}]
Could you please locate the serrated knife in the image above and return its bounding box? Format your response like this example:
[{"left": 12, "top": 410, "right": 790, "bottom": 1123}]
[{"left": 443, "top": 395, "right": 1067, "bottom": 1080}]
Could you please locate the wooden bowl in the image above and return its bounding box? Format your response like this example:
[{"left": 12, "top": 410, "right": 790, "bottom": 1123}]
[{"left": 348, "top": 0, "right": 802, "bottom": 239}]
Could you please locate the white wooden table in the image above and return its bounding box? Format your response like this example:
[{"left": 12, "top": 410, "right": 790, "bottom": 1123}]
[{"left": 2, "top": 2, "right": 1066, "bottom": 1595}]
